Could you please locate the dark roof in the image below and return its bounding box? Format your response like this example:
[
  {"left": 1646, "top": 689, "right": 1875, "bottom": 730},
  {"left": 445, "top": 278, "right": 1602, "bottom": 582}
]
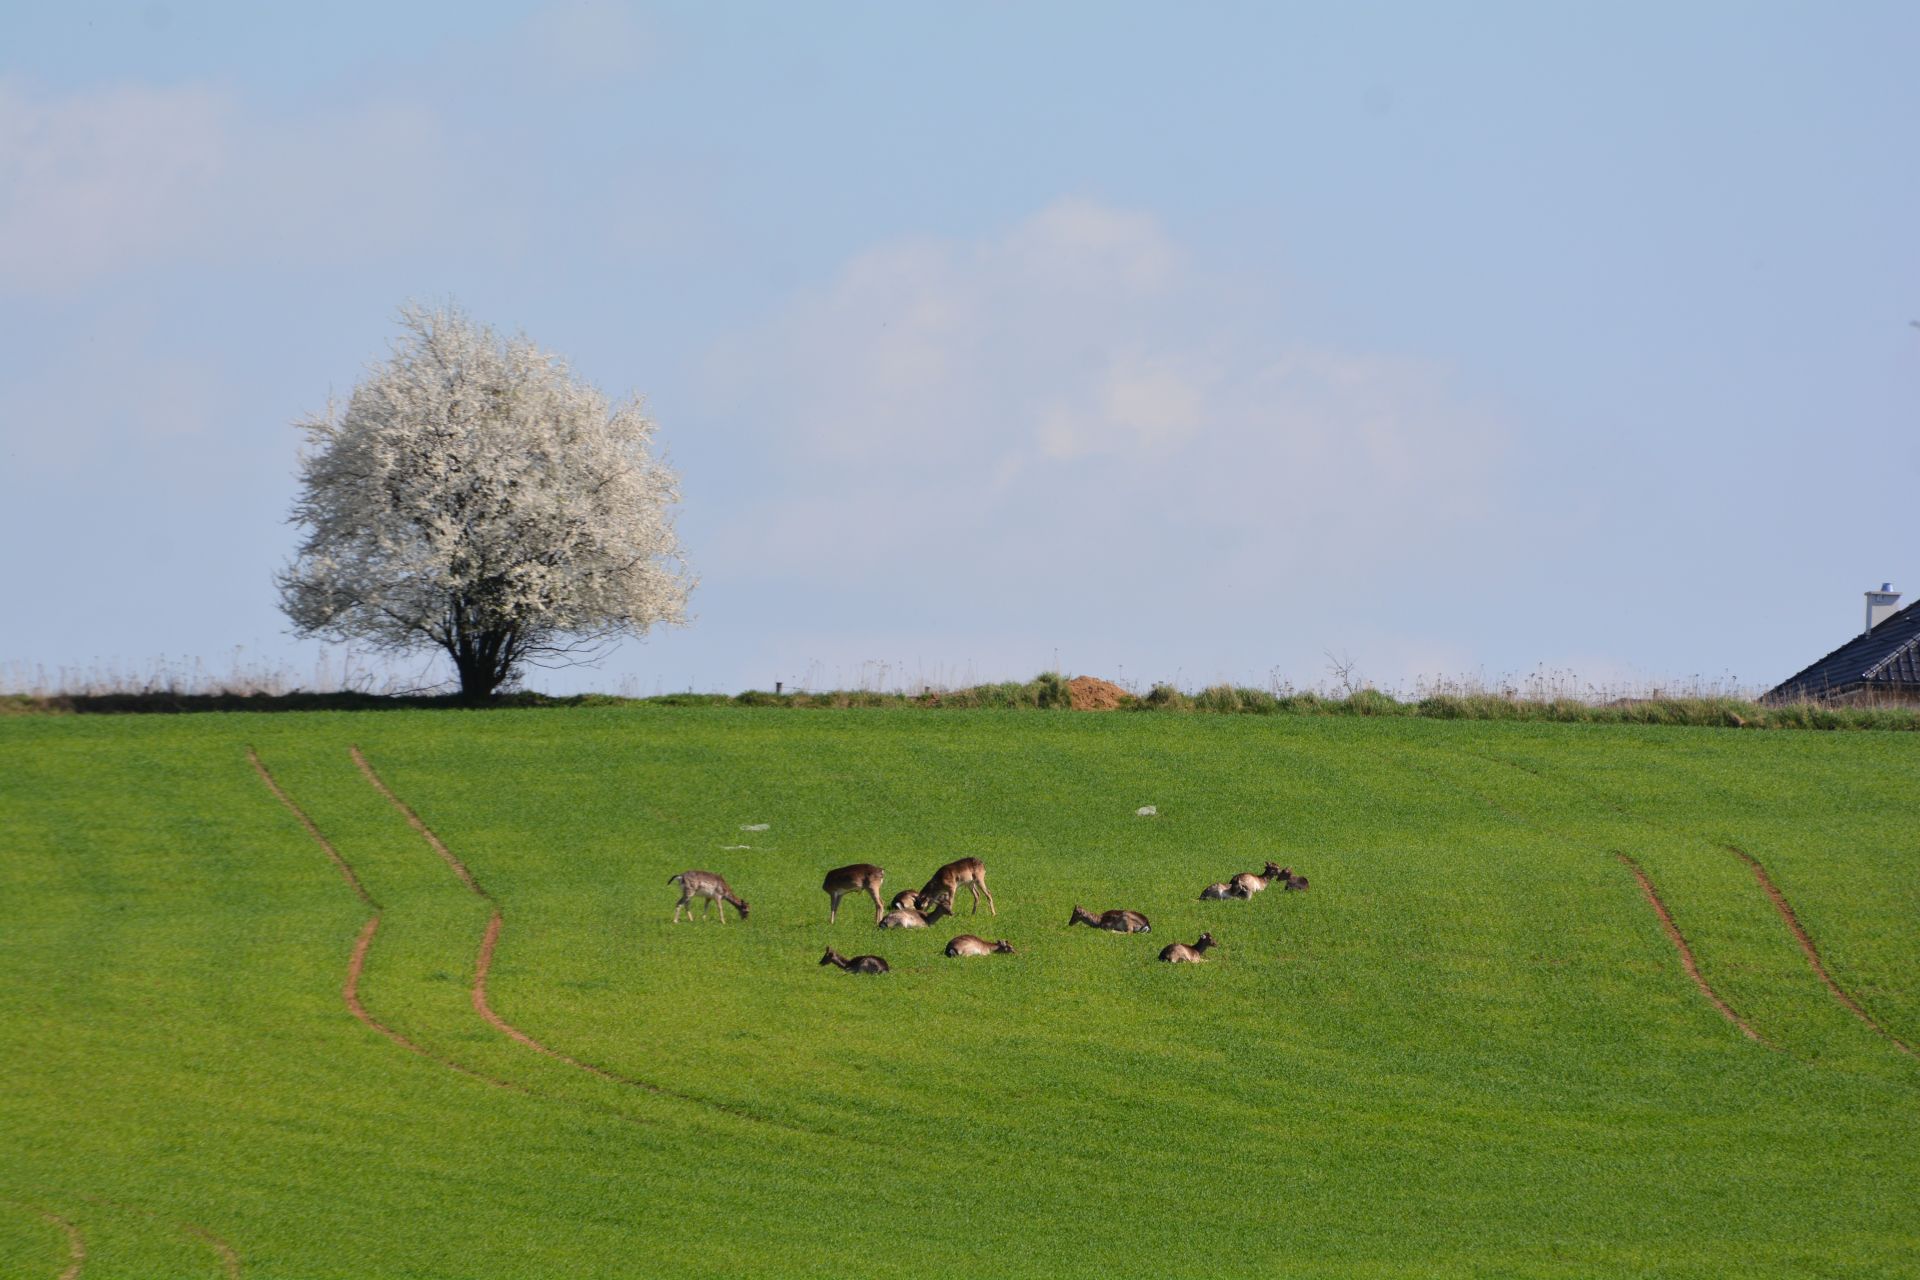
[{"left": 1766, "top": 597, "right": 1920, "bottom": 701}]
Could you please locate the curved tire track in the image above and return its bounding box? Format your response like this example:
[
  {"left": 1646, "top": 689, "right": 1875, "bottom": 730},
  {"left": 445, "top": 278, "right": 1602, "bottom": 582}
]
[
  {"left": 74, "top": 1195, "right": 241, "bottom": 1279},
  {"left": 1615, "top": 853, "right": 1774, "bottom": 1049},
  {"left": 249, "top": 749, "right": 521, "bottom": 1094},
  {"left": 1730, "top": 846, "right": 1916, "bottom": 1058},
  {"left": 14, "top": 1205, "right": 84, "bottom": 1280},
  {"left": 353, "top": 747, "right": 812, "bottom": 1134}
]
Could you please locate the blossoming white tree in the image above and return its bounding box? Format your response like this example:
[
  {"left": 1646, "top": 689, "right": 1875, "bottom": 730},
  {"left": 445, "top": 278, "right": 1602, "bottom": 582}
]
[{"left": 277, "top": 305, "right": 693, "bottom": 700}]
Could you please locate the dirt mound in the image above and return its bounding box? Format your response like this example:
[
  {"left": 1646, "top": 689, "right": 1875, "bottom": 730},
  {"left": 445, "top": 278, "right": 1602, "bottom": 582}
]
[{"left": 1068, "top": 677, "right": 1129, "bottom": 711}]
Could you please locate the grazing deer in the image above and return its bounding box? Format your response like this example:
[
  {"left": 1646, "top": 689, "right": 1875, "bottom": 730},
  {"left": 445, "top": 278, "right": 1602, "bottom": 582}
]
[
  {"left": 945, "top": 935, "right": 1015, "bottom": 957},
  {"left": 668, "top": 870, "right": 749, "bottom": 922},
  {"left": 1229, "top": 862, "right": 1288, "bottom": 898},
  {"left": 1199, "top": 881, "right": 1236, "bottom": 900},
  {"left": 822, "top": 864, "right": 887, "bottom": 924},
  {"left": 1159, "top": 932, "right": 1217, "bottom": 963},
  {"left": 1067, "top": 905, "right": 1151, "bottom": 933},
  {"left": 919, "top": 857, "right": 995, "bottom": 915},
  {"left": 820, "top": 947, "right": 889, "bottom": 975},
  {"left": 878, "top": 897, "right": 953, "bottom": 929}
]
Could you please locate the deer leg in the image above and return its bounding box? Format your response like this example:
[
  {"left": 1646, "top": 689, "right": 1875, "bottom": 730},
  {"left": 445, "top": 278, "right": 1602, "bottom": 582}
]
[
  {"left": 979, "top": 877, "right": 996, "bottom": 916},
  {"left": 868, "top": 883, "right": 885, "bottom": 924},
  {"left": 673, "top": 895, "right": 687, "bottom": 923},
  {"left": 829, "top": 891, "right": 842, "bottom": 924}
]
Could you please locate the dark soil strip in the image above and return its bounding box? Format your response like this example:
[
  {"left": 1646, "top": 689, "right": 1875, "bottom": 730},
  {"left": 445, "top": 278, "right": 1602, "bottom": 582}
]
[
  {"left": 1615, "top": 853, "right": 1773, "bottom": 1048},
  {"left": 349, "top": 746, "right": 489, "bottom": 900},
  {"left": 472, "top": 910, "right": 812, "bottom": 1134},
  {"left": 1730, "top": 846, "right": 1916, "bottom": 1057},
  {"left": 248, "top": 750, "right": 379, "bottom": 909}
]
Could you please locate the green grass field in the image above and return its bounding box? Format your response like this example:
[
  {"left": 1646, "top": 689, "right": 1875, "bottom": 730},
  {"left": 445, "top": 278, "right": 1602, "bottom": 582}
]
[{"left": 2, "top": 708, "right": 1916, "bottom": 1278}]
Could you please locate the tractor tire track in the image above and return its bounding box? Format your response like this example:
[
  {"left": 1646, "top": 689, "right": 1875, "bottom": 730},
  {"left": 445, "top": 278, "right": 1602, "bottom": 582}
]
[
  {"left": 471, "top": 910, "right": 805, "bottom": 1131},
  {"left": 352, "top": 748, "right": 813, "bottom": 1134},
  {"left": 343, "top": 917, "right": 524, "bottom": 1092},
  {"left": 1469, "top": 749, "right": 1917, "bottom": 1061},
  {"left": 1730, "top": 846, "right": 1916, "bottom": 1057},
  {"left": 74, "top": 1195, "right": 242, "bottom": 1279},
  {"left": 349, "top": 746, "right": 488, "bottom": 899},
  {"left": 1390, "top": 746, "right": 1779, "bottom": 1052},
  {"left": 249, "top": 750, "right": 521, "bottom": 1094},
  {"left": 249, "top": 750, "right": 378, "bottom": 909},
  {"left": 13, "top": 1205, "right": 84, "bottom": 1280},
  {"left": 1615, "top": 853, "right": 1773, "bottom": 1048},
  {"left": 180, "top": 1223, "right": 242, "bottom": 1280}
]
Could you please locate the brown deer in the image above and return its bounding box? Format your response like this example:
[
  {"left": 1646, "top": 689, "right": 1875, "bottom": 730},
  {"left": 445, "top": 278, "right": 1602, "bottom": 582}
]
[
  {"left": 1228, "top": 861, "right": 1288, "bottom": 898},
  {"left": 889, "top": 888, "right": 926, "bottom": 912},
  {"left": 668, "top": 870, "right": 749, "bottom": 922},
  {"left": 820, "top": 946, "right": 889, "bottom": 975},
  {"left": 1283, "top": 869, "right": 1309, "bottom": 892},
  {"left": 1159, "top": 932, "right": 1217, "bottom": 963},
  {"left": 822, "top": 864, "right": 887, "bottom": 924},
  {"left": 945, "top": 935, "right": 1015, "bottom": 957},
  {"left": 878, "top": 897, "right": 953, "bottom": 929},
  {"left": 918, "top": 857, "right": 995, "bottom": 915},
  {"left": 1067, "top": 905, "right": 1151, "bottom": 933},
  {"left": 1199, "top": 881, "right": 1236, "bottom": 900}
]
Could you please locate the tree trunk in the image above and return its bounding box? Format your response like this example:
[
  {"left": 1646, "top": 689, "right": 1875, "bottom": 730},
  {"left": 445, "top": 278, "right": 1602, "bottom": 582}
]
[{"left": 447, "top": 614, "right": 518, "bottom": 702}]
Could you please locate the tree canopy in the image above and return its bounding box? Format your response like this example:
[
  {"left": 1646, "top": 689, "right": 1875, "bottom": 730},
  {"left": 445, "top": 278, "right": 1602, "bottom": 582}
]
[{"left": 277, "top": 305, "right": 693, "bottom": 699}]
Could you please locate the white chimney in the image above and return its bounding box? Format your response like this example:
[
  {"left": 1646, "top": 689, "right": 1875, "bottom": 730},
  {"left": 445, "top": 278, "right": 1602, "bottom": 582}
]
[{"left": 1865, "top": 582, "right": 1900, "bottom": 634}]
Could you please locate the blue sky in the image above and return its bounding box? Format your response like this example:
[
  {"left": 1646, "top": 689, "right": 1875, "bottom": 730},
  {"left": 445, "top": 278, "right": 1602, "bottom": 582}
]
[{"left": 3, "top": 1, "right": 1916, "bottom": 696}]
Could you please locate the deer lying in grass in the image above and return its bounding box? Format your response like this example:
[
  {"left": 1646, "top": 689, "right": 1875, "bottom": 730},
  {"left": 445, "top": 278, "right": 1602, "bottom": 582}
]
[
  {"left": 889, "top": 888, "right": 926, "bottom": 912},
  {"left": 1228, "top": 862, "right": 1289, "bottom": 898},
  {"left": 1282, "top": 868, "right": 1310, "bottom": 891},
  {"left": 1068, "top": 905, "right": 1151, "bottom": 933},
  {"left": 820, "top": 947, "right": 889, "bottom": 975},
  {"left": 822, "top": 864, "right": 887, "bottom": 924},
  {"left": 1199, "top": 881, "right": 1236, "bottom": 900},
  {"left": 919, "top": 857, "right": 995, "bottom": 915},
  {"left": 878, "top": 896, "right": 953, "bottom": 929},
  {"left": 1159, "top": 932, "right": 1217, "bottom": 963},
  {"left": 945, "top": 935, "right": 1015, "bottom": 957},
  {"left": 668, "top": 870, "right": 749, "bottom": 922}
]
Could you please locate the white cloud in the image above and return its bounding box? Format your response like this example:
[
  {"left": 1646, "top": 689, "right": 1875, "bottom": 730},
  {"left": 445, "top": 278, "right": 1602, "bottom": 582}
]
[
  {"left": 0, "top": 79, "right": 449, "bottom": 292},
  {"left": 704, "top": 198, "right": 1507, "bottom": 599}
]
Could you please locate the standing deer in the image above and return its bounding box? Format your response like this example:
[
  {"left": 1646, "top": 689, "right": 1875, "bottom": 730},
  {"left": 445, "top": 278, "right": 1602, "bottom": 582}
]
[
  {"left": 820, "top": 947, "right": 889, "bottom": 975},
  {"left": 1229, "top": 862, "right": 1289, "bottom": 898},
  {"left": 878, "top": 897, "right": 953, "bottom": 929},
  {"left": 945, "top": 935, "right": 1015, "bottom": 957},
  {"left": 822, "top": 864, "right": 887, "bottom": 924},
  {"left": 1158, "top": 932, "right": 1217, "bottom": 963},
  {"left": 668, "top": 870, "right": 749, "bottom": 923},
  {"left": 918, "top": 857, "right": 995, "bottom": 915},
  {"left": 1067, "top": 905, "right": 1151, "bottom": 933}
]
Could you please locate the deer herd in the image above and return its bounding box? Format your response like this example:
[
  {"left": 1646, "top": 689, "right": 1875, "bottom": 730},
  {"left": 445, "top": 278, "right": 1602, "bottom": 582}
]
[{"left": 668, "top": 852, "right": 1309, "bottom": 973}]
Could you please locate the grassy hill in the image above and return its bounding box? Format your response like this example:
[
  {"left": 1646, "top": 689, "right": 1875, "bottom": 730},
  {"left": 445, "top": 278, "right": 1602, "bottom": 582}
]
[{"left": 2, "top": 707, "right": 1915, "bottom": 1278}]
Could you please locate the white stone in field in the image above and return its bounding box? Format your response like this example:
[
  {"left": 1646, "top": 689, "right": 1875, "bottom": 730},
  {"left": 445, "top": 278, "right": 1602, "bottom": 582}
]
[
  {"left": 1136, "top": 805, "right": 1158, "bottom": 817},
  {"left": 741, "top": 823, "right": 770, "bottom": 831},
  {"left": 721, "top": 844, "right": 752, "bottom": 850}
]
